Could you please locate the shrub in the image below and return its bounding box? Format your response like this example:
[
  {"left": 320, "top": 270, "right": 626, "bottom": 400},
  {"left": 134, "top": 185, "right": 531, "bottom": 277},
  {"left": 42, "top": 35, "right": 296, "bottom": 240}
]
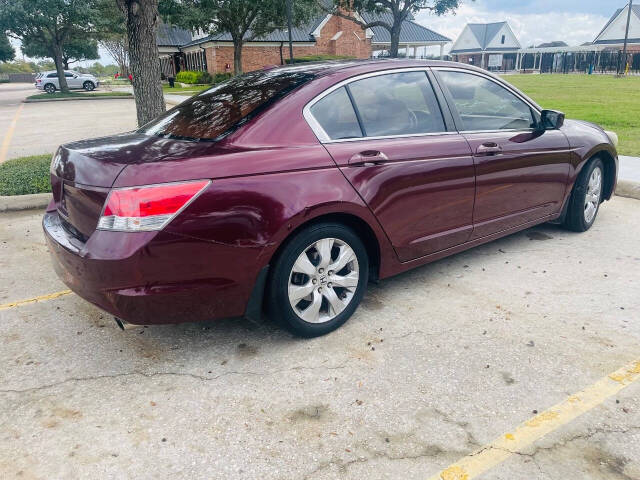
[
  {"left": 213, "top": 72, "right": 232, "bottom": 84},
  {"left": 0, "top": 154, "right": 52, "bottom": 196},
  {"left": 176, "top": 70, "right": 213, "bottom": 84},
  {"left": 0, "top": 78, "right": 9, "bottom": 84},
  {"left": 285, "top": 54, "right": 356, "bottom": 64}
]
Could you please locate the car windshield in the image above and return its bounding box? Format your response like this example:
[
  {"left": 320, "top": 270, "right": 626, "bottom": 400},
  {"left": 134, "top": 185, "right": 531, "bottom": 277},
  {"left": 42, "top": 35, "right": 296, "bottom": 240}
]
[{"left": 139, "top": 69, "right": 317, "bottom": 141}]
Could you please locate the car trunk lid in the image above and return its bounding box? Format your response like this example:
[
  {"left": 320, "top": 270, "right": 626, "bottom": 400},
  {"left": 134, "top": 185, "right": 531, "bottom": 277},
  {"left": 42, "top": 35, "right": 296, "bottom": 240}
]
[{"left": 51, "top": 132, "right": 219, "bottom": 240}]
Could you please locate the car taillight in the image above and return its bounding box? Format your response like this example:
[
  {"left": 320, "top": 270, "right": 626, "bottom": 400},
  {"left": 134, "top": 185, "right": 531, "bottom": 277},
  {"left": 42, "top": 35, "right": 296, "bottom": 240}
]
[
  {"left": 37, "top": 79, "right": 41, "bottom": 83},
  {"left": 97, "top": 180, "right": 210, "bottom": 232}
]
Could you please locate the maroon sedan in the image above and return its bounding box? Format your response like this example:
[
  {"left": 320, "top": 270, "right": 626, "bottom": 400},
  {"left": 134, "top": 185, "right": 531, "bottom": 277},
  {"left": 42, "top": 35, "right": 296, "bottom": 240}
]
[{"left": 44, "top": 60, "right": 618, "bottom": 337}]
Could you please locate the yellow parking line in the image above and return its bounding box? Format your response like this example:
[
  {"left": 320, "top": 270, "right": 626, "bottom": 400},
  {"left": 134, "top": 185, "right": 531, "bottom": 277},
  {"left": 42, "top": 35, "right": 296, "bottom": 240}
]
[
  {"left": 0, "top": 102, "right": 25, "bottom": 163},
  {"left": 429, "top": 358, "right": 640, "bottom": 480},
  {"left": 0, "top": 290, "right": 72, "bottom": 311}
]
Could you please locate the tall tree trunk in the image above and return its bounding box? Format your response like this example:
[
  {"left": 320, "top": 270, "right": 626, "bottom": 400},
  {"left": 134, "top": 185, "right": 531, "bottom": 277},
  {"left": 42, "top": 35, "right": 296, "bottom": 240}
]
[
  {"left": 52, "top": 44, "right": 70, "bottom": 93},
  {"left": 120, "top": 0, "right": 165, "bottom": 125},
  {"left": 63, "top": 57, "right": 70, "bottom": 69},
  {"left": 233, "top": 38, "right": 243, "bottom": 75},
  {"left": 389, "top": 23, "right": 401, "bottom": 58}
]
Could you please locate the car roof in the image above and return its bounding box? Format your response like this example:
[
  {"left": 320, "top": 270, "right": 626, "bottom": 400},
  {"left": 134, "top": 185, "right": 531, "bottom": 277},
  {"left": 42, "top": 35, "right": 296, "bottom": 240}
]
[{"left": 267, "top": 58, "right": 488, "bottom": 78}]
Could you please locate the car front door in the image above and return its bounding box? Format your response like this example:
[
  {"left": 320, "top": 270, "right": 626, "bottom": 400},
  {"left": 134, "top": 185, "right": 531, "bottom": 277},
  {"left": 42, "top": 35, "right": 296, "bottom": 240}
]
[
  {"left": 65, "top": 72, "right": 81, "bottom": 89},
  {"left": 305, "top": 69, "right": 476, "bottom": 262},
  {"left": 435, "top": 69, "right": 570, "bottom": 239}
]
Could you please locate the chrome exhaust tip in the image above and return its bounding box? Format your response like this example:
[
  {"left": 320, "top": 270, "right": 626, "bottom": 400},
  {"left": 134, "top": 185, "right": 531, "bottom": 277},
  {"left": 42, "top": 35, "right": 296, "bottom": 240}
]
[{"left": 114, "top": 317, "right": 137, "bottom": 330}]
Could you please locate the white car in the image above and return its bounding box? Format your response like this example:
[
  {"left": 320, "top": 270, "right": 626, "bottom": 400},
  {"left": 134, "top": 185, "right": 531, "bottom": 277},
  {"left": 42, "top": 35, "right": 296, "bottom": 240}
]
[{"left": 36, "top": 70, "right": 100, "bottom": 93}]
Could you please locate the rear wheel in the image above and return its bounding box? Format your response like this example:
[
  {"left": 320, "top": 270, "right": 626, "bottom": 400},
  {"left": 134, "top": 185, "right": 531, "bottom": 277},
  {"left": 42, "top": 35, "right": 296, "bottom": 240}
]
[
  {"left": 44, "top": 83, "right": 56, "bottom": 94},
  {"left": 564, "top": 158, "right": 604, "bottom": 232},
  {"left": 267, "top": 223, "right": 368, "bottom": 337},
  {"left": 83, "top": 81, "right": 95, "bottom": 91}
]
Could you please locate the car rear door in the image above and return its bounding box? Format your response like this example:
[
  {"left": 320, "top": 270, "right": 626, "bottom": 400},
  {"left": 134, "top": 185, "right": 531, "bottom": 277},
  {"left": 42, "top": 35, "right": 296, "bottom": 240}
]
[
  {"left": 305, "top": 69, "right": 475, "bottom": 262},
  {"left": 434, "top": 68, "right": 570, "bottom": 239}
]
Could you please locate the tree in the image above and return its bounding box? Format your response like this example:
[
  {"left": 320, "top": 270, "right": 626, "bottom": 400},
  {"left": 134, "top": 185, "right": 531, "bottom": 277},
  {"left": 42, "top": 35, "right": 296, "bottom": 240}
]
[
  {"left": 0, "top": 0, "right": 99, "bottom": 93},
  {"left": 0, "top": 35, "right": 15, "bottom": 62},
  {"left": 161, "top": 0, "right": 320, "bottom": 75},
  {"left": 22, "top": 35, "right": 99, "bottom": 69},
  {"left": 117, "top": 0, "right": 166, "bottom": 125},
  {"left": 330, "top": 0, "right": 468, "bottom": 58},
  {"left": 101, "top": 38, "right": 129, "bottom": 76},
  {"left": 95, "top": 0, "right": 129, "bottom": 77}
]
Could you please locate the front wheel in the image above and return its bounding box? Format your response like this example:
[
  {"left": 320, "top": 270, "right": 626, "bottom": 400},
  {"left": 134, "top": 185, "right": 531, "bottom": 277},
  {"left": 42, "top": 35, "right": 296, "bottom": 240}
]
[
  {"left": 83, "top": 81, "right": 95, "bottom": 91},
  {"left": 267, "top": 223, "right": 369, "bottom": 337},
  {"left": 564, "top": 158, "right": 604, "bottom": 232}
]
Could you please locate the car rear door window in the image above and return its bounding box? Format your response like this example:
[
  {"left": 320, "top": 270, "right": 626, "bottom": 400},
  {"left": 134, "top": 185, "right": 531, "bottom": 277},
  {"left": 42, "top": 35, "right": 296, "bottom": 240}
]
[
  {"left": 140, "top": 69, "right": 316, "bottom": 141},
  {"left": 347, "top": 71, "right": 446, "bottom": 137},
  {"left": 438, "top": 70, "right": 535, "bottom": 131},
  {"left": 309, "top": 87, "right": 363, "bottom": 140}
]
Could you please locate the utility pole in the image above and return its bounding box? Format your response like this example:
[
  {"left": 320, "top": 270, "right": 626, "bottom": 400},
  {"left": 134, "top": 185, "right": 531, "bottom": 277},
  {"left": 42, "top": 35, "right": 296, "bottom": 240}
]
[
  {"left": 286, "top": 0, "right": 294, "bottom": 65},
  {"left": 620, "top": 0, "right": 633, "bottom": 75}
]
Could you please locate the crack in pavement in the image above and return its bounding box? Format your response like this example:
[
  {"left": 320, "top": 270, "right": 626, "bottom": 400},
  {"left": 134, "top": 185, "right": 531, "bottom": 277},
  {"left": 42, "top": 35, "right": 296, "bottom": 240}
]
[{"left": 0, "top": 362, "right": 350, "bottom": 396}]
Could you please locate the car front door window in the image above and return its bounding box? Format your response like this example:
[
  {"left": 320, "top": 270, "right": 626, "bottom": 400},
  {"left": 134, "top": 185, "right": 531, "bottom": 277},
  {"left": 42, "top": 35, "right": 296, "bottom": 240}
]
[{"left": 438, "top": 70, "right": 535, "bottom": 131}]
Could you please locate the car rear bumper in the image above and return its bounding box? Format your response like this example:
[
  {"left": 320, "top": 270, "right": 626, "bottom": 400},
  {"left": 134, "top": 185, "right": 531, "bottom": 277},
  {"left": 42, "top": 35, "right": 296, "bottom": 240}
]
[{"left": 43, "top": 210, "right": 260, "bottom": 325}]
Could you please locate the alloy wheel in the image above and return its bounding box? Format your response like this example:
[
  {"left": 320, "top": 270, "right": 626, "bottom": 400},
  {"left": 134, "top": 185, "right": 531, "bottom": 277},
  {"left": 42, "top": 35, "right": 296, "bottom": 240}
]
[
  {"left": 288, "top": 237, "right": 359, "bottom": 324},
  {"left": 584, "top": 166, "right": 602, "bottom": 224}
]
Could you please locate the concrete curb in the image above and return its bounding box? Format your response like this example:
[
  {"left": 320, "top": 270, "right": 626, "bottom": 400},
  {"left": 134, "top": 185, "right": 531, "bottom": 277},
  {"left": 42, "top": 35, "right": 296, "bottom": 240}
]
[
  {"left": 23, "top": 95, "right": 133, "bottom": 104},
  {"left": 0, "top": 193, "right": 51, "bottom": 212},
  {"left": 615, "top": 180, "right": 640, "bottom": 200},
  {"left": 0, "top": 182, "right": 638, "bottom": 213}
]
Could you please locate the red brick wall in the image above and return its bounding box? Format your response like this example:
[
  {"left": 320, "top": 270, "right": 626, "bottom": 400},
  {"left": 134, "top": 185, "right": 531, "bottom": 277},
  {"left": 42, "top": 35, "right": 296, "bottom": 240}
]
[{"left": 203, "top": 14, "right": 371, "bottom": 74}]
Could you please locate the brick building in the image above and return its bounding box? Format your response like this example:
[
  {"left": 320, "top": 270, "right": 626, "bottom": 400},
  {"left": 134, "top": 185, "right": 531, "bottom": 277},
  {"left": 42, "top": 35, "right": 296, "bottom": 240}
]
[{"left": 156, "top": 10, "right": 450, "bottom": 77}]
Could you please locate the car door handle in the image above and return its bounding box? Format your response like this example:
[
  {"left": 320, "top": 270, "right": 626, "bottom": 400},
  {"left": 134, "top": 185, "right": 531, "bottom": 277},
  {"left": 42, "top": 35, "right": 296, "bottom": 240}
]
[
  {"left": 349, "top": 150, "right": 389, "bottom": 166},
  {"left": 476, "top": 143, "right": 502, "bottom": 155}
]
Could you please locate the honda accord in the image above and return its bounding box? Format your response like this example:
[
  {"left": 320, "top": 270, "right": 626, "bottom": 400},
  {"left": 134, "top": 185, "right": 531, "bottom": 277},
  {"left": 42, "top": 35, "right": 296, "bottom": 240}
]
[{"left": 44, "top": 60, "right": 619, "bottom": 337}]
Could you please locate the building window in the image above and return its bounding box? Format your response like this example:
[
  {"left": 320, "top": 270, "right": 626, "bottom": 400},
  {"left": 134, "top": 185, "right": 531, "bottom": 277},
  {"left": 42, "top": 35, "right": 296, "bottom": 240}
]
[{"left": 501, "top": 35, "right": 505, "bottom": 44}]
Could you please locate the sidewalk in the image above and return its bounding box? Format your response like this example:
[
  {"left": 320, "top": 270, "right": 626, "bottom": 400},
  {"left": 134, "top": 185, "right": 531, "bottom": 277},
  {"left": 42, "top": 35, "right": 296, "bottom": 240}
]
[{"left": 619, "top": 155, "right": 640, "bottom": 183}]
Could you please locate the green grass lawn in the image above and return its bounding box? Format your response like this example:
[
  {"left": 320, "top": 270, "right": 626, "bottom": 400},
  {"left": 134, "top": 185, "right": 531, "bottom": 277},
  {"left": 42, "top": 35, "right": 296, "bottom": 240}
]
[
  {"left": 27, "top": 91, "right": 132, "bottom": 101},
  {"left": 162, "top": 84, "right": 211, "bottom": 96},
  {"left": 0, "top": 154, "right": 51, "bottom": 196},
  {"left": 503, "top": 74, "right": 640, "bottom": 156}
]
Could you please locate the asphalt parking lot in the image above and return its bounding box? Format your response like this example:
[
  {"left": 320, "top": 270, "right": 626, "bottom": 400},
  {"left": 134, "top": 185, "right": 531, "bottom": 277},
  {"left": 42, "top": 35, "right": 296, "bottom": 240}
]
[
  {"left": 0, "top": 83, "right": 137, "bottom": 162},
  {"left": 1, "top": 197, "right": 639, "bottom": 479}
]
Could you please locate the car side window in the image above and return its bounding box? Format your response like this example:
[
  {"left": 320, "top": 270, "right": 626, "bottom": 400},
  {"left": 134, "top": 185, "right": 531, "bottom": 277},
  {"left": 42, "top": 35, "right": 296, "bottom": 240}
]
[
  {"left": 65, "top": 72, "right": 74, "bottom": 78},
  {"left": 438, "top": 70, "right": 535, "bottom": 131},
  {"left": 347, "top": 71, "right": 446, "bottom": 137},
  {"left": 310, "top": 87, "right": 363, "bottom": 140},
  {"left": 47, "top": 73, "right": 57, "bottom": 78}
]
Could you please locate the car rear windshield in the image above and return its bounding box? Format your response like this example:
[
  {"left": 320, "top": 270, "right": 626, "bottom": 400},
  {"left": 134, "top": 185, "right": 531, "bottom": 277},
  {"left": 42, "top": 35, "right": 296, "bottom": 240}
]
[{"left": 139, "top": 69, "right": 316, "bottom": 141}]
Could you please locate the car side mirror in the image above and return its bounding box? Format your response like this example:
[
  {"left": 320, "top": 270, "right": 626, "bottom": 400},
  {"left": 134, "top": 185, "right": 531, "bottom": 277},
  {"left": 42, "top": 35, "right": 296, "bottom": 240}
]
[{"left": 539, "top": 109, "right": 565, "bottom": 130}]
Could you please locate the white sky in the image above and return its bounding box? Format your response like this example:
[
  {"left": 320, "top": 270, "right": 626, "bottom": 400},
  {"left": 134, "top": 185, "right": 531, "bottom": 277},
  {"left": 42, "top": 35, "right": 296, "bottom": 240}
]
[{"left": 415, "top": 3, "right": 611, "bottom": 54}]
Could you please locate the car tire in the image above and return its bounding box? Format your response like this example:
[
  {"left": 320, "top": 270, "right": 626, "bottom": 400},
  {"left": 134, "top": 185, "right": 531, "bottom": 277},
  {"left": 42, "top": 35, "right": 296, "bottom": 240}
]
[
  {"left": 564, "top": 158, "right": 605, "bottom": 232},
  {"left": 267, "top": 222, "right": 369, "bottom": 338},
  {"left": 83, "top": 81, "right": 95, "bottom": 91},
  {"left": 44, "top": 83, "right": 56, "bottom": 94}
]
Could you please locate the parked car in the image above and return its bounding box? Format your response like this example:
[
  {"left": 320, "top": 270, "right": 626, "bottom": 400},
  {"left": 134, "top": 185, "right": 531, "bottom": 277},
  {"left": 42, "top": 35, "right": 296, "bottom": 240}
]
[
  {"left": 43, "top": 60, "right": 618, "bottom": 337},
  {"left": 36, "top": 70, "right": 99, "bottom": 93}
]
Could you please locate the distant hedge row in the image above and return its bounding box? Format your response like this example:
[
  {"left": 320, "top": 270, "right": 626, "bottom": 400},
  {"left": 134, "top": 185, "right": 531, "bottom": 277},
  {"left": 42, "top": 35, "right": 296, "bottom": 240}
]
[{"left": 175, "top": 70, "right": 233, "bottom": 85}]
